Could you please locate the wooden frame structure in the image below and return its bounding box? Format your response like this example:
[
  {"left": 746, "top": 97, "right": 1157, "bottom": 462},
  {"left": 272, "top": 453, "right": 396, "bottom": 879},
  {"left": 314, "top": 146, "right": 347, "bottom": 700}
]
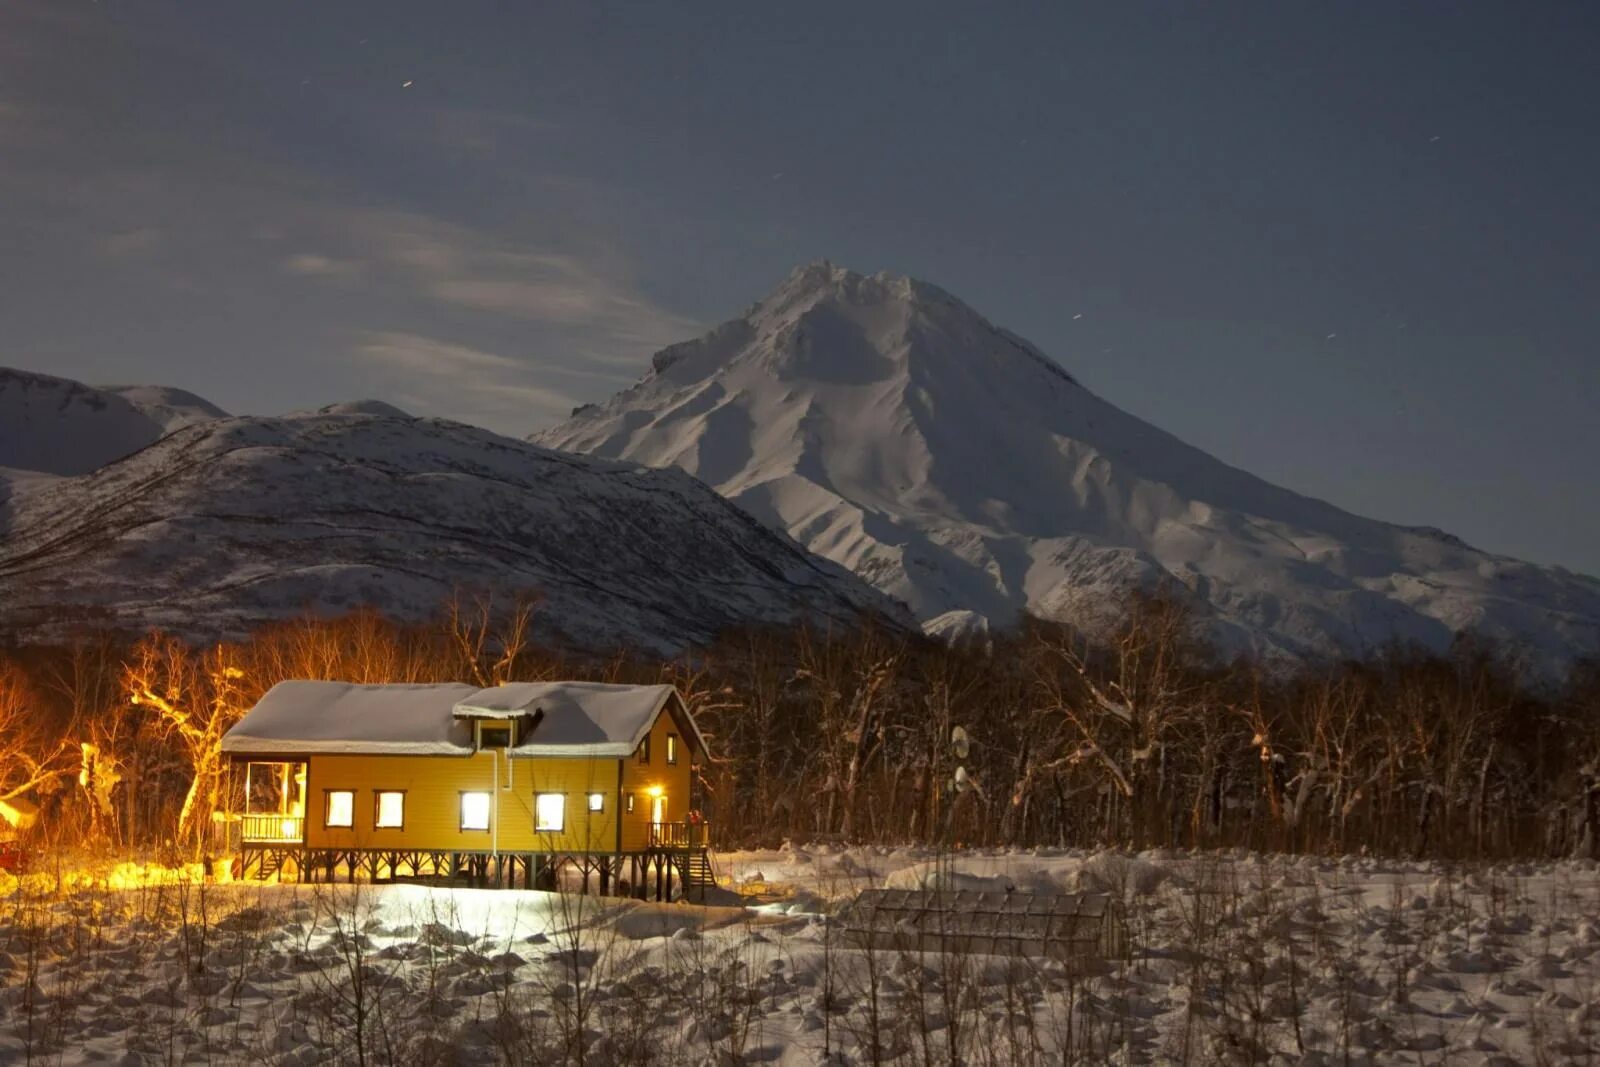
[
  {"left": 834, "top": 889, "right": 1126, "bottom": 959},
  {"left": 220, "top": 820, "right": 715, "bottom": 900}
]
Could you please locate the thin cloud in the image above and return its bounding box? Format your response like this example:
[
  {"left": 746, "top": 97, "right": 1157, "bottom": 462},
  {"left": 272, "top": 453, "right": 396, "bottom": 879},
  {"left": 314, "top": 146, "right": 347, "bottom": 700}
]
[
  {"left": 358, "top": 331, "right": 527, "bottom": 376},
  {"left": 101, "top": 227, "right": 162, "bottom": 258},
  {"left": 430, "top": 278, "right": 605, "bottom": 322},
  {"left": 424, "top": 106, "right": 559, "bottom": 158},
  {"left": 356, "top": 330, "right": 580, "bottom": 426},
  {"left": 347, "top": 210, "right": 701, "bottom": 357},
  {"left": 283, "top": 252, "right": 364, "bottom": 281}
]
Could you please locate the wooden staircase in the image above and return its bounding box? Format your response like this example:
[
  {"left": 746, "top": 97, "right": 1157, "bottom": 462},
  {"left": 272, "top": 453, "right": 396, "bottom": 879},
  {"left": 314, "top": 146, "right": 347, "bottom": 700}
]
[
  {"left": 649, "top": 820, "right": 718, "bottom": 899},
  {"left": 677, "top": 849, "right": 717, "bottom": 894},
  {"left": 239, "top": 848, "right": 290, "bottom": 881}
]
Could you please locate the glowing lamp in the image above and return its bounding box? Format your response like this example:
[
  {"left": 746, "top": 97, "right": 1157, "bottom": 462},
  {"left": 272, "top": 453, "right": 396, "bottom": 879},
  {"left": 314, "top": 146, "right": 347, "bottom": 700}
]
[{"left": 645, "top": 785, "right": 663, "bottom": 798}]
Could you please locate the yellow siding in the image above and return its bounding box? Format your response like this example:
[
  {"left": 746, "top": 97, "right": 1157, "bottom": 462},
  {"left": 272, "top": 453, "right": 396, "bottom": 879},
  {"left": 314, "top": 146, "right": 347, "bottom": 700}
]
[
  {"left": 618, "top": 699, "right": 701, "bottom": 851},
  {"left": 305, "top": 752, "right": 623, "bottom": 854}
]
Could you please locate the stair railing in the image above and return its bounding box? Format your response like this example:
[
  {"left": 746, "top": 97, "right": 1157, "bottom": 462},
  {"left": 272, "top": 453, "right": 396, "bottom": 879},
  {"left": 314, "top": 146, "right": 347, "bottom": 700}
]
[{"left": 647, "top": 819, "right": 712, "bottom": 850}]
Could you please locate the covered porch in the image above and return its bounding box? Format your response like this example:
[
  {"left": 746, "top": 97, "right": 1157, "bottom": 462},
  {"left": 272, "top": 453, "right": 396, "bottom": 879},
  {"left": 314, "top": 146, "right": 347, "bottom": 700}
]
[{"left": 213, "top": 760, "right": 306, "bottom": 849}]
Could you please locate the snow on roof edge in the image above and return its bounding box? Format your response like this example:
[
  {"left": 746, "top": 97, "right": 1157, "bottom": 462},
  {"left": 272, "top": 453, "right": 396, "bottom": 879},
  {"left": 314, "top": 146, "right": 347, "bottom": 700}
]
[
  {"left": 221, "top": 736, "right": 472, "bottom": 756},
  {"left": 222, "top": 679, "right": 707, "bottom": 759}
]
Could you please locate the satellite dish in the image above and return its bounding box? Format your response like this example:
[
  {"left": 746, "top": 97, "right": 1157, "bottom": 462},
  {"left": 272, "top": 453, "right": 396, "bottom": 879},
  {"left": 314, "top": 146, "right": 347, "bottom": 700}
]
[{"left": 951, "top": 726, "right": 970, "bottom": 760}]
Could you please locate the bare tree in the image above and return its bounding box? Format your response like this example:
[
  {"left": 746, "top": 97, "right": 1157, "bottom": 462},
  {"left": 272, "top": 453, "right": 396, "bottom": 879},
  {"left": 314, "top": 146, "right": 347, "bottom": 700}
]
[
  {"left": 123, "top": 636, "right": 250, "bottom": 858},
  {"left": 0, "top": 664, "right": 73, "bottom": 817}
]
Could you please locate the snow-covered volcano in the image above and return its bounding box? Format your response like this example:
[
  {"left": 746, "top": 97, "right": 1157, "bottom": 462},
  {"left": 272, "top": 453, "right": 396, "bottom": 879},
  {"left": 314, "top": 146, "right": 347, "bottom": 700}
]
[{"left": 537, "top": 262, "right": 1600, "bottom": 669}]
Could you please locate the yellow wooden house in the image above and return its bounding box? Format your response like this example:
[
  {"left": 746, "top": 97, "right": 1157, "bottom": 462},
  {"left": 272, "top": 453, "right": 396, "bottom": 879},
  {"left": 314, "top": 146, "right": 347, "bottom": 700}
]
[{"left": 218, "top": 680, "right": 713, "bottom": 897}]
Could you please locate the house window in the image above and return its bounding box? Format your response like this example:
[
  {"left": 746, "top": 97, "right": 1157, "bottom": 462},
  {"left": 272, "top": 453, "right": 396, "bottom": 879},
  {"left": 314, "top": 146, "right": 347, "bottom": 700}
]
[
  {"left": 666, "top": 733, "right": 678, "bottom": 765},
  {"left": 587, "top": 792, "right": 605, "bottom": 812},
  {"left": 625, "top": 792, "right": 635, "bottom": 814},
  {"left": 460, "top": 791, "right": 491, "bottom": 832},
  {"left": 535, "top": 793, "right": 565, "bottom": 832},
  {"left": 637, "top": 735, "right": 650, "bottom": 765},
  {"left": 325, "top": 790, "right": 354, "bottom": 828},
  {"left": 479, "top": 722, "right": 512, "bottom": 749},
  {"left": 374, "top": 791, "right": 405, "bottom": 829}
]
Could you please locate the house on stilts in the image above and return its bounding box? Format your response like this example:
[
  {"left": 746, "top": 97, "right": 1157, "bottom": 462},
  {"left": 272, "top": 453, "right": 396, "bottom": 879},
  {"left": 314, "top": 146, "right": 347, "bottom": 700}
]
[{"left": 215, "top": 680, "right": 715, "bottom": 900}]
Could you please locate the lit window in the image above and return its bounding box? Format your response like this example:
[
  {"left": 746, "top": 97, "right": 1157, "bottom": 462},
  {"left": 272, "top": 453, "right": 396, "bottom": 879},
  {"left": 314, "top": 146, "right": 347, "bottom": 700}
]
[
  {"left": 374, "top": 791, "right": 404, "bottom": 829},
  {"left": 587, "top": 792, "right": 605, "bottom": 812},
  {"left": 535, "top": 793, "right": 565, "bottom": 832},
  {"left": 460, "top": 791, "right": 491, "bottom": 831},
  {"left": 325, "top": 790, "right": 354, "bottom": 828},
  {"left": 666, "top": 733, "right": 678, "bottom": 765},
  {"left": 625, "top": 792, "right": 635, "bottom": 814}
]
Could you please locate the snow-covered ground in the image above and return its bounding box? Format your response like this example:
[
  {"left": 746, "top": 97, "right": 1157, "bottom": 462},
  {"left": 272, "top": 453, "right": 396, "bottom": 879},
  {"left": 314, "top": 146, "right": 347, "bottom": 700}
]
[{"left": 5, "top": 846, "right": 1600, "bottom": 1064}]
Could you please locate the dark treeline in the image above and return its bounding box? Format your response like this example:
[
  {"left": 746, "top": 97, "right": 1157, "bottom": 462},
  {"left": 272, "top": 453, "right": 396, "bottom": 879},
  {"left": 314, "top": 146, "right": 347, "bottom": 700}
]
[{"left": 3, "top": 594, "right": 1599, "bottom": 863}]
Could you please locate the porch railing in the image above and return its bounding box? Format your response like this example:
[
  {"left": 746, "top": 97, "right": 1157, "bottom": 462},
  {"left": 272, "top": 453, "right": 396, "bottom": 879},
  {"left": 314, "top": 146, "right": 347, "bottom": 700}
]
[
  {"left": 240, "top": 813, "right": 305, "bottom": 843},
  {"left": 648, "top": 820, "right": 712, "bottom": 850}
]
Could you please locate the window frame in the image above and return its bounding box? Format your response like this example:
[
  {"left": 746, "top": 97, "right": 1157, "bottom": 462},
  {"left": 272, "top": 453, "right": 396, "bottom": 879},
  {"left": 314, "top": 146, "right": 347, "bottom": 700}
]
[
  {"left": 637, "top": 735, "right": 651, "bottom": 765},
  {"left": 586, "top": 791, "right": 605, "bottom": 813},
  {"left": 534, "top": 792, "right": 566, "bottom": 833},
  {"left": 625, "top": 792, "right": 635, "bottom": 814},
  {"left": 373, "top": 789, "right": 406, "bottom": 830},
  {"left": 324, "top": 789, "right": 355, "bottom": 829},
  {"left": 666, "top": 732, "right": 678, "bottom": 765},
  {"left": 459, "top": 790, "right": 492, "bottom": 832},
  {"left": 478, "top": 721, "right": 513, "bottom": 750}
]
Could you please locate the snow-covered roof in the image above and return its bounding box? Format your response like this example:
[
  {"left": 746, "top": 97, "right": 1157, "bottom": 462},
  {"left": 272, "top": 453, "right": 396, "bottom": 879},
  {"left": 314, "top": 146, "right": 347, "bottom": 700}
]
[
  {"left": 222, "top": 682, "right": 480, "bottom": 756},
  {"left": 223, "top": 680, "right": 702, "bottom": 759},
  {"left": 452, "top": 681, "right": 678, "bottom": 756}
]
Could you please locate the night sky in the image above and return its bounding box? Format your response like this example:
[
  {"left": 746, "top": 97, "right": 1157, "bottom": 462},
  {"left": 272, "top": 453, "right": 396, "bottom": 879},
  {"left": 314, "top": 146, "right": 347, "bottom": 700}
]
[{"left": 2, "top": 2, "right": 1596, "bottom": 576}]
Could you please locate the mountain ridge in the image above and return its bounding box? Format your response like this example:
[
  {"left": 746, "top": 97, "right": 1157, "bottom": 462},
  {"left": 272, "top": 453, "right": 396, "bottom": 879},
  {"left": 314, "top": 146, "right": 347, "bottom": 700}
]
[
  {"left": 0, "top": 367, "right": 228, "bottom": 477},
  {"left": 0, "top": 404, "right": 906, "bottom": 651}
]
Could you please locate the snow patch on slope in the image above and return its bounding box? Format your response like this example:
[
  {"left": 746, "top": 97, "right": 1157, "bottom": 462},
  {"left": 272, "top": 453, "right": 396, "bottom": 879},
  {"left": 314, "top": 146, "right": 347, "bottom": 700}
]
[
  {"left": 292, "top": 399, "right": 413, "bottom": 418},
  {"left": 101, "top": 383, "right": 230, "bottom": 430}
]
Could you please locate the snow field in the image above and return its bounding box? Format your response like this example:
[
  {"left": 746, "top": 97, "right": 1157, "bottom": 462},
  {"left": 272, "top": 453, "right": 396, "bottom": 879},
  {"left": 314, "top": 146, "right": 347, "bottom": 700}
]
[{"left": 3, "top": 848, "right": 1600, "bottom": 1064}]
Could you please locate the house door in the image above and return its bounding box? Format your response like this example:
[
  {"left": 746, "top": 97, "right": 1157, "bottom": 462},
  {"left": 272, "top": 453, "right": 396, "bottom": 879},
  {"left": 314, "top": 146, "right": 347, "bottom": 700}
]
[{"left": 650, "top": 793, "right": 667, "bottom": 826}]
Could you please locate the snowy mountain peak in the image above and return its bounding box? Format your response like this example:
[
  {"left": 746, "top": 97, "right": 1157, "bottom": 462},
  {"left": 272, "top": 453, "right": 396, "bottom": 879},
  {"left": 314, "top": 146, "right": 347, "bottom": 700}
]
[
  {"left": 538, "top": 265, "right": 1600, "bottom": 674},
  {"left": 1, "top": 367, "right": 227, "bottom": 476},
  {"left": 758, "top": 261, "right": 946, "bottom": 315},
  {"left": 645, "top": 263, "right": 1079, "bottom": 396},
  {"left": 291, "top": 399, "right": 413, "bottom": 418}
]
